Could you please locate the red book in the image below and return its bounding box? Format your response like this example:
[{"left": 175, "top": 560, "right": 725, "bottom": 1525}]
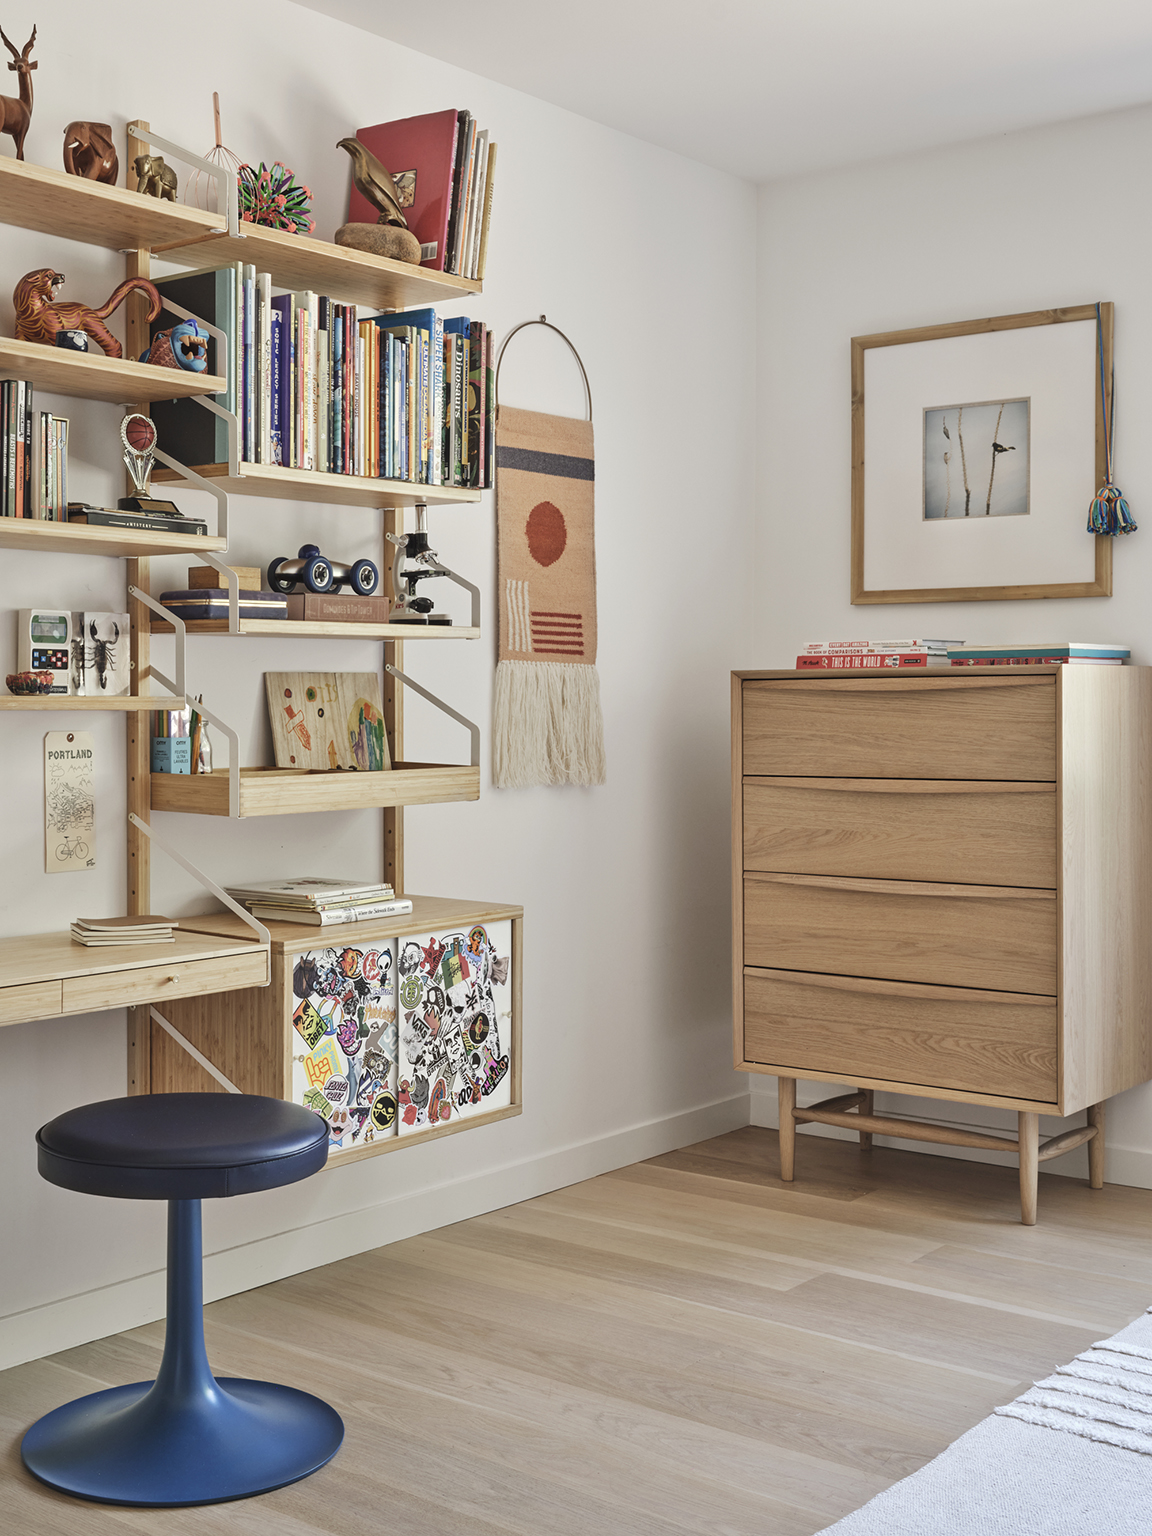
[
  {"left": 350, "top": 110, "right": 460, "bottom": 272},
  {"left": 795, "top": 653, "right": 940, "bottom": 670}
]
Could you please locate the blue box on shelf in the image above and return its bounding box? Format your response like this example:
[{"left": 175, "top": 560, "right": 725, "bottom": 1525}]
[{"left": 151, "top": 738, "right": 192, "bottom": 774}]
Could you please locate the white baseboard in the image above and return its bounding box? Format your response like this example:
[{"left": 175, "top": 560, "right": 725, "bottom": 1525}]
[
  {"left": 748, "top": 1083, "right": 1152, "bottom": 1189},
  {"left": 0, "top": 1092, "right": 751, "bottom": 1374}
]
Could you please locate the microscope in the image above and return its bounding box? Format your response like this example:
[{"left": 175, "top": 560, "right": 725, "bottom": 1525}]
[{"left": 385, "top": 504, "right": 479, "bottom": 628}]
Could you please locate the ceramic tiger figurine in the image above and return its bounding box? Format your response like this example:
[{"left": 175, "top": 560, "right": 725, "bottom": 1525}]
[{"left": 13, "top": 268, "right": 161, "bottom": 358}]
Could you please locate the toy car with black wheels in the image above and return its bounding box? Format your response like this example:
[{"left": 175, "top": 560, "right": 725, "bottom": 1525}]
[{"left": 266, "top": 544, "right": 380, "bottom": 597}]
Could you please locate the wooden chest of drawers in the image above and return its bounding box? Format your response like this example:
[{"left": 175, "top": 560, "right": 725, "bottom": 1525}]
[{"left": 732, "top": 667, "right": 1152, "bottom": 1222}]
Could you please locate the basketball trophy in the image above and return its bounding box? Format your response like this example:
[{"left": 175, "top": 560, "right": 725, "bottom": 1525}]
[{"left": 117, "top": 413, "right": 182, "bottom": 517}]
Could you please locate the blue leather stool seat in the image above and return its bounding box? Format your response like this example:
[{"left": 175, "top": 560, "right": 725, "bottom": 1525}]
[
  {"left": 22, "top": 1093, "right": 343, "bottom": 1507},
  {"left": 37, "top": 1092, "right": 329, "bottom": 1200}
]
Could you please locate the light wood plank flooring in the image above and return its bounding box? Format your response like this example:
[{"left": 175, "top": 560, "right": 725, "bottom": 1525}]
[{"left": 4, "top": 1126, "right": 1152, "bottom": 1534}]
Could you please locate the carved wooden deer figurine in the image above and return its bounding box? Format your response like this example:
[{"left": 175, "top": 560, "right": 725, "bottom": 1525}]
[{"left": 0, "top": 24, "right": 36, "bottom": 161}]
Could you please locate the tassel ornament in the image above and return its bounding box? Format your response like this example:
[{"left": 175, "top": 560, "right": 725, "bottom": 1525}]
[{"left": 1088, "top": 301, "right": 1136, "bottom": 535}]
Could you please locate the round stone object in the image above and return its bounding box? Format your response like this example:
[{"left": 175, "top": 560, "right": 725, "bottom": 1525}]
[{"left": 334, "top": 222, "right": 422, "bottom": 265}]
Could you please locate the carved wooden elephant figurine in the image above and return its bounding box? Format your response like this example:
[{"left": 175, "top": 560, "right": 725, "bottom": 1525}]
[
  {"left": 134, "top": 153, "right": 177, "bottom": 201},
  {"left": 63, "top": 121, "right": 118, "bottom": 183}
]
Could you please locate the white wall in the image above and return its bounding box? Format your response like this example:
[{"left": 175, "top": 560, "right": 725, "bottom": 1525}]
[
  {"left": 0, "top": 0, "right": 756, "bottom": 1368},
  {"left": 753, "top": 101, "right": 1152, "bottom": 1182}
]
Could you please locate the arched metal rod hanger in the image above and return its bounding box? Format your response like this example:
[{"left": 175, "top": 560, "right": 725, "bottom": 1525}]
[{"left": 495, "top": 316, "right": 592, "bottom": 422}]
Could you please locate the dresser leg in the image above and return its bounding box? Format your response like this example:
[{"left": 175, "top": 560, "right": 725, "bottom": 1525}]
[
  {"left": 778, "top": 1077, "right": 796, "bottom": 1182},
  {"left": 1018, "top": 1112, "right": 1039, "bottom": 1225},
  {"left": 1088, "top": 1102, "right": 1106, "bottom": 1190},
  {"left": 859, "top": 1089, "right": 874, "bottom": 1150}
]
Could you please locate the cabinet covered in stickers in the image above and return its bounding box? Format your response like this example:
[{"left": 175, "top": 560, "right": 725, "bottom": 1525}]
[
  {"left": 290, "top": 919, "right": 514, "bottom": 1153},
  {"left": 147, "top": 897, "right": 522, "bottom": 1164}
]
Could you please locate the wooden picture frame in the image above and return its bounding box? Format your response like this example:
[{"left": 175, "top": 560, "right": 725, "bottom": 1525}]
[{"left": 851, "top": 304, "right": 1112, "bottom": 605}]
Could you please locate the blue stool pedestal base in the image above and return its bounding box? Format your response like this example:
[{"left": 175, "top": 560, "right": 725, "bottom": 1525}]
[{"left": 22, "top": 1375, "right": 344, "bottom": 1507}]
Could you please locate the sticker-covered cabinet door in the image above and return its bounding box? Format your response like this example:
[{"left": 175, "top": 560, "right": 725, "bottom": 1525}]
[
  {"left": 291, "top": 940, "right": 398, "bottom": 1153},
  {"left": 397, "top": 919, "right": 513, "bottom": 1133}
]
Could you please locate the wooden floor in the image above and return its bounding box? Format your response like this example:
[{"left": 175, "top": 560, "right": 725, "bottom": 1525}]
[{"left": 4, "top": 1126, "right": 1152, "bottom": 1534}]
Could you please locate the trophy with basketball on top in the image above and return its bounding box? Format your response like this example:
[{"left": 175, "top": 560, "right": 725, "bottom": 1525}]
[{"left": 67, "top": 414, "right": 209, "bottom": 533}]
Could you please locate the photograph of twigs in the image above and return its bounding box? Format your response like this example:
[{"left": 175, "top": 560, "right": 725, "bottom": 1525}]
[{"left": 924, "top": 397, "right": 1029, "bottom": 519}]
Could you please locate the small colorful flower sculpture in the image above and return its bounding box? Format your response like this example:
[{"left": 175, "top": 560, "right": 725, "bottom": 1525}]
[{"left": 237, "top": 161, "right": 315, "bottom": 235}]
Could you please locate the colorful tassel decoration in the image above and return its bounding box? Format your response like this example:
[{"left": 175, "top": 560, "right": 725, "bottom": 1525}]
[
  {"left": 1088, "top": 301, "right": 1136, "bottom": 535},
  {"left": 237, "top": 161, "right": 315, "bottom": 235}
]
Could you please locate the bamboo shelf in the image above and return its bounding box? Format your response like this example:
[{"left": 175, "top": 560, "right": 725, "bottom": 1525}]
[
  {"left": 0, "top": 338, "right": 226, "bottom": 407},
  {"left": 152, "top": 220, "right": 482, "bottom": 311},
  {"left": 149, "top": 615, "right": 479, "bottom": 640},
  {"left": 0, "top": 519, "right": 225, "bottom": 558},
  {"left": 150, "top": 763, "right": 480, "bottom": 817},
  {"left": 0, "top": 155, "right": 222, "bottom": 252},
  {"left": 0, "top": 693, "right": 185, "bottom": 711},
  {"left": 152, "top": 460, "right": 482, "bottom": 508}
]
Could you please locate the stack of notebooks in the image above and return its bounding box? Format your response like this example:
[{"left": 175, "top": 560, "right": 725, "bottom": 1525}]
[
  {"left": 148, "top": 267, "right": 494, "bottom": 489},
  {"left": 2, "top": 379, "right": 69, "bottom": 520},
  {"left": 227, "top": 877, "right": 413, "bottom": 928},
  {"left": 71, "top": 915, "right": 176, "bottom": 947},
  {"left": 797, "top": 640, "right": 959, "bottom": 670}
]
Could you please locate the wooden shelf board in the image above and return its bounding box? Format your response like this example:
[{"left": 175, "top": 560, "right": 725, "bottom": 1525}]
[
  {"left": 0, "top": 519, "right": 226, "bottom": 558},
  {"left": 0, "top": 693, "right": 185, "bottom": 712},
  {"left": 152, "top": 459, "right": 482, "bottom": 507},
  {"left": 149, "top": 616, "right": 480, "bottom": 640},
  {"left": 152, "top": 220, "right": 482, "bottom": 310},
  {"left": 0, "top": 337, "right": 225, "bottom": 406},
  {"left": 182, "top": 894, "right": 524, "bottom": 949},
  {"left": 151, "top": 763, "right": 480, "bottom": 817},
  {"left": 0, "top": 156, "right": 224, "bottom": 252},
  {"left": 327, "top": 1103, "right": 522, "bottom": 1165}
]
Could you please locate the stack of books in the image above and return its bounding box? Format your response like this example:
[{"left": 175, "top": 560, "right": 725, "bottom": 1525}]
[
  {"left": 2, "top": 380, "right": 69, "bottom": 519},
  {"left": 71, "top": 915, "right": 176, "bottom": 947},
  {"left": 351, "top": 109, "right": 496, "bottom": 279},
  {"left": 797, "top": 640, "right": 960, "bottom": 670},
  {"left": 149, "top": 268, "right": 494, "bottom": 489},
  {"left": 227, "top": 877, "right": 414, "bottom": 928},
  {"left": 948, "top": 643, "right": 1130, "bottom": 667}
]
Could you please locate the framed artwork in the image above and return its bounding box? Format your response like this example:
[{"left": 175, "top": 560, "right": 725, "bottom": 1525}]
[{"left": 851, "top": 303, "right": 1112, "bottom": 604}]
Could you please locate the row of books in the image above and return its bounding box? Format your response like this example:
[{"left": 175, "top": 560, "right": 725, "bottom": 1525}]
[
  {"left": 150, "top": 268, "right": 494, "bottom": 488},
  {"left": 352, "top": 109, "right": 496, "bottom": 279},
  {"left": 797, "top": 640, "right": 1130, "bottom": 669},
  {"left": 227, "top": 876, "right": 414, "bottom": 928},
  {"left": 1, "top": 380, "right": 69, "bottom": 520}
]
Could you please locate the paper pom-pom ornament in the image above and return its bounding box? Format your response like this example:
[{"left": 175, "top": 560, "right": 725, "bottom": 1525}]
[{"left": 237, "top": 161, "right": 315, "bottom": 235}]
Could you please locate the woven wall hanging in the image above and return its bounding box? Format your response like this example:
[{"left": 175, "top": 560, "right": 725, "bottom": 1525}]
[{"left": 492, "top": 317, "right": 606, "bottom": 788}]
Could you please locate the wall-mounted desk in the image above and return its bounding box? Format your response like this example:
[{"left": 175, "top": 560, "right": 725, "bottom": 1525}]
[{"left": 0, "top": 930, "right": 270, "bottom": 1028}]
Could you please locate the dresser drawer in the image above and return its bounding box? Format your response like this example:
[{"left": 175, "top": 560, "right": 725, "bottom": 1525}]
[
  {"left": 742, "top": 676, "right": 1056, "bottom": 780},
  {"left": 743, "top": 779, "right": 1056, "bottom": 886},
  {"left": 62, "top": 950, "right": 269, "bottom": 1014},
  {"left": 743, "top": 968, "right": 1057, "bottom": 1100},
  {"left": 744, "top": 873, "right": 1057, "bottom": 994}
]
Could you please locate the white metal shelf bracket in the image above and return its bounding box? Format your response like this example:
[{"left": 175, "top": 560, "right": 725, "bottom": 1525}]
[
  {"left": 151, "top": 1007, "right": 243, "bottom": 1093},
  {"left": 384, "top": 662, "right": 480, "bottom": 767},
  {"left": 125, "top": 122, "right": 240, "bottom": 237},
  {"left": 128, "top": 584, "right": 186, "bottom": 700},
  {"left": 127, "top": 813, "right": 270, "bottom": 949}
]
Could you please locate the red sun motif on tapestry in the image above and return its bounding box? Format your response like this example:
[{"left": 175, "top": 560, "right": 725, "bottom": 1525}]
[{"left": 526, "top": 501, "right": 567, "bottom": 567}]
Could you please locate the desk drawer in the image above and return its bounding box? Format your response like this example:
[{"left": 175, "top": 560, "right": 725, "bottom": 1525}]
[
  {"left": 742, "top": 677, "right": 1056, "bottom": 780},
  {"left": 0, "top": 979, "right": 62, "bottom": 1025},
  {"left": 744, "top": 968, "right": 1057, "bottom": 1100},
  {"left": 743, "top": 779, "right": 1056, "bottom": 887},
  {"left": 62, "top": 950, "right": 269, "bottom": 1014},
  {"left": 744, "top": 873, "right": 1057, "bottom": 994}
]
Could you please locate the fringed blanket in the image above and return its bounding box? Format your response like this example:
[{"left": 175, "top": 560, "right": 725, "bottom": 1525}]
[{"left": 492, "top": 405, "right": 606, "bottom": 788}]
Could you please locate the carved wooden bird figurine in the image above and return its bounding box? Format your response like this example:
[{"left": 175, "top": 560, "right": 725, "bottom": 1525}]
[{"left": 337, "top": 137, "right": 408, "bottom": 227}]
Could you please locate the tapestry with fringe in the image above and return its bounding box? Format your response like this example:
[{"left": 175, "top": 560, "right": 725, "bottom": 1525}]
[{"left": 492, "top": 404, "right": 606, "bottom": 788}]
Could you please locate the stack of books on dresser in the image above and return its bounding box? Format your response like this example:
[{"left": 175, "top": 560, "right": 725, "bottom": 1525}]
[
  {"left": 71, "top": 915, "right": 176, "bottom": 947},
  {"left": 226, "top": 877, "right": 413, "bottom": 928},
  {"left": 796, "top": 639, "right": 960, "bottom": 670},
  {"left": 946, "top": 643, "right": 1130, "bottom": 666}
]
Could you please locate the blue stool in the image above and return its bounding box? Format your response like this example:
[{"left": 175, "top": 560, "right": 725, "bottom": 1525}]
[{"left": 22, "top": 1093, "right": 343, "bottom": 1507}]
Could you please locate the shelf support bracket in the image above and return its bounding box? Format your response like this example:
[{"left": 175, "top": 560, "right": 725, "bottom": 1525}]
[
  {"left": 128, "top": 813, "right": 269, "bottom": 948},
  {"left": 384, "top": 663, "right": 480, "bottom": 767},
  {"left": 144, "top": 676, "right": 243, "bottom": 821},
  {"left": 151, "top": 1007, "right": 243, "bottom": 1094},
  {"left": 128, "top": 584, "right": 186, "bottom": 700},
  {"left": 126, "top": 122, "right": 239, "bottom": 236},
  {"left": 152, "top": 443, "right": 233, "bottom": 550}
]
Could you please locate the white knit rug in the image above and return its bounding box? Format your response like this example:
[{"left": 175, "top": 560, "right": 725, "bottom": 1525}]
[{"left": 819, "top": 1307, "right": 1152, "bottom": 1534}]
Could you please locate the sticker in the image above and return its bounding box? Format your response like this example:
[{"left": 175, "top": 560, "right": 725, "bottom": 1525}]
[
  {"left": 303, "top": 1087, "right": 331, "bottom": 1120},
  {"left": 303, "top": 1038, "right": 342, "bottom": 1089},
  {"left": 467, "top": 926, "right": 488, "bottom": 956},
  {"left": 399, "top": 973, "right": 424, "bottom": 1011},
  {"left": 293, "top": 997, "right": 327, "bottom": 1049},
  {"left": 370, "top": 1090, "right": 397, "bottom": 1131},
  {"left": 323, "top": 1074, "right": 350, "bottom": 1108},
  {"left": 44, "top": 730, "right": 96, "bottom": 873}
]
